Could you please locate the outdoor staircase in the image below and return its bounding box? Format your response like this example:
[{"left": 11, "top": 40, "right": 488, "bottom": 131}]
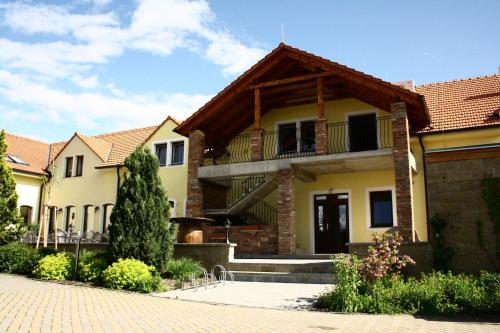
[
  {"left": 205, "top": 174, "right": 278, "bottom": 216},
  {"left": 227, "top": 256, "right": 335, "bottom": 284}
]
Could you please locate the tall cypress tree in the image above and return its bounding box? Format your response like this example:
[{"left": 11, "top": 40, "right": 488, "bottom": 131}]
[
  {"left": 0, "top": 130, "right": 24, "bottom": 245},
  {"left": 108, "top": 146, "right": 175, "bottom": 271}
]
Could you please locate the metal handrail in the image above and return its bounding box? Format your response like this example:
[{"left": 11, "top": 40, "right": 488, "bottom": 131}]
[
  {"left": 245, "top": 201, "right": 277, "bottom": 227},
  {"left": 204, "top": 134, "right": 251, "bottom": 165}
]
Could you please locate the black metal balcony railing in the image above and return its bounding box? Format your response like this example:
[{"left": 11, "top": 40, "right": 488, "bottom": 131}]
[
  {"left": 203, "top": 117, "right": 392, "bottom": 165},
  {"left": 327, "top": 116, "right": 392, "bottom": 154}
]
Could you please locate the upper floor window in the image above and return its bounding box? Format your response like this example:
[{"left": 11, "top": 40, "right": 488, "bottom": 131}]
[
  {"left": 75, "top": 156, "right": 84, "bottom": 177},
  {"left": 155, "top": 143, "right": 168, "bottom": 167},
  {"left": 348, "top": 113, "right": 377, "bottom": 152},
  {"left": 369, "top": 190, "right": 394, "bottom": 228},
  {"left": 154, "top": 141, "right": 185, "bottom": 166},
  {"left": 171, "top": 141, "right": 184, "bottom": 165},
  {"left": 278, "top": 120, "right": 315, "bottom": 155},
  {"left": 65, "top": 157, "right": 73, "bottom": 177}
]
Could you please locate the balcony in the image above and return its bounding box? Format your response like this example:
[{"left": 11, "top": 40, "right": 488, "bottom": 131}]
[{"left": 203, "top": 116, "right": 392, "bottom": 165}]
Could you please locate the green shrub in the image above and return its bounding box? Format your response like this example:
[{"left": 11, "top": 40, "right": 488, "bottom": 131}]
[
  {"left": 0, "top": 242, "right": 40, "bottom": 275},
  {"left": 37, "top": 246, "right": 58, "bottom": 257},
  {"left": 163, "top": 258, "right": 202, "bottom": 282},
  {"left": 102, "top": 258, "right": 164, "bottom": 293},
  {"left": 78, "top": 250, "right": 109, "bottom": 284},
  {"left": 33, "top": 252, "right": 75, "bottom": 281}
]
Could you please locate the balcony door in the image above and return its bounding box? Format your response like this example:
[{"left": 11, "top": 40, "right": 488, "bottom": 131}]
[
  {"left": 278, "top": 120, "right": 315, "bottom": 156},
  {"left": 348, "top": 113, "right": 378, "bottom": 152},
  {"left": 314, "top": 193, "right": 349, "bottom": 253}
]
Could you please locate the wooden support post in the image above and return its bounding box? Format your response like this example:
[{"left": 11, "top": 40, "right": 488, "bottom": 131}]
[
  {"left": 254, "top": 88, "right": 261, "bottom": 129},
  {"left": 317, "top": 77, "right": 325, "bottom": 119}
]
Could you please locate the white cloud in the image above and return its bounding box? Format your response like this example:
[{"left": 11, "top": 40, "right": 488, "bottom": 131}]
[
  {"left": 0, "top": 0, "right": 265, "bottom": 78},
  {"left": 0, "top": 70, "right": 212, "bottom": 130}
]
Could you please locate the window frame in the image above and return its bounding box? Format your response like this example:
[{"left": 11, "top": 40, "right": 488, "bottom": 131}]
[
  {"left": 151, "top": 139, "right": 187, "bottom": 167},
  {"left": 275, "top": 118, "right": 316, "bottom": 155},
  {"left": 170, "top": 141, "right": 185, "bottom": 165},
  {"left": 65, "top": 157, "right": 73, "bottom": 178},
  {"left": 75, "top": 155, "right": 84, "bottom": 177},
  {"left": 19, "top": 205, "right": 33, "bottom": 225},
  {"left": 365, "top": 187, "right": 397, "bottom": 229}
]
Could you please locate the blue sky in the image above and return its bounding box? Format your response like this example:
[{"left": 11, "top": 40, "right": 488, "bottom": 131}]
[{"left": 1, "top": 0, "right": 499, "bottom": 142}]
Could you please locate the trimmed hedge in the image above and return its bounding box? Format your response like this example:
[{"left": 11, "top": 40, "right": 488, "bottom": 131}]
[{"left": 0, "top": 242, "right": 40, "bottom": 275}]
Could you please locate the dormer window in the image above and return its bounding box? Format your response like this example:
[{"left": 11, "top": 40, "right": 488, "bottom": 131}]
[{"left": 5, "top": 154, "right": 29, "bottom": 165}]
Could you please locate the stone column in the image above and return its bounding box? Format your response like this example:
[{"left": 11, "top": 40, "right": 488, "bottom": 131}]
[
  {"left": 391, "top": 102, "right": 415, "bottom": 241},
  {"left": 277, "top": 169, "right": 296, "bottom": 254},
  {"left": 250, "top": 128, "right": 264, "bottom": 161},
  {"left": 315, "top": 118, "right": 328, "bottom": 155},
  {"left": 186, "top": 130, "right": 205, "bottom": 218}
]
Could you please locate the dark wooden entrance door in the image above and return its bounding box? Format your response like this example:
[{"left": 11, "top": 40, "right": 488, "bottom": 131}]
[{"left": 314, "top": 193, "right": 349, "bottom": 253}]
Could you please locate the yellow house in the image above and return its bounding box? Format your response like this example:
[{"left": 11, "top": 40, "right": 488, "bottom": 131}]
[
  {"left": 4, "top": 133, "right": 48, "bottom": 226},
  {"left": 39, "top": 116, "right": 187, "bottom": 239},
  {"left": 176, "top": 43, "right": 500, "bottom": 269}
]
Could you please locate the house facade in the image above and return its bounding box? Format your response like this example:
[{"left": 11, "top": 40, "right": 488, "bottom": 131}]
[{"left": 176, "top": 43, "right": 500, "bottom": 265}]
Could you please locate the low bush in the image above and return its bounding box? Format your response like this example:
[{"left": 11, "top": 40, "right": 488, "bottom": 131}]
[
  {"left": 78, "top": 250, "right": 109, "bottom": 284},
  {"left": 0, "top": 242, "right": 40, "bottom": 275},
  {"left": 37, "top": 247, "right": 58, "bottom": 258},
  {"left": 102, "top": 258, "right": 164, "bottom": 293},
  {"left": 33, "top": 252, "right": 75, "bottom": 281},
  {"left": 163, "top": 258, "right": 202, "bottom": 282}
]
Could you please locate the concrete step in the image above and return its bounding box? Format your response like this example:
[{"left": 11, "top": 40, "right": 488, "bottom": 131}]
[
  {"left": 227, "top": 260, "right": 332, "bottom": 274},
  {"left": 230, "top": 271, "right": 335, "bottom": 284},
  {"left": 236, "top": 254, "right": 334, "bottom": 260}
]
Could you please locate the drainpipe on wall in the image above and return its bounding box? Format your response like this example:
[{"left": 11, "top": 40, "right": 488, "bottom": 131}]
[
  {"left": 418, "top": 134, "right": 431, "bottom": 242},
  {"left": 36, "top": 182, "right": 44, "bottom": 224},
  {"left": 116, "top": 166, "right": 121, "bottom": 198}
]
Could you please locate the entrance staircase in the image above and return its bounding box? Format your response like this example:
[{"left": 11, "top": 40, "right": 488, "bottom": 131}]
[{"left": 227, "top": 255, "right": 335, "bottom": 284}]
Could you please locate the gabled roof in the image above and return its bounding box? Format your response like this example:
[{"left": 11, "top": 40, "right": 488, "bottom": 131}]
[
  {"left": 49, "top": 126, "right": 158, "bottom": 169},
  {"left": 175, "top": 43, "right": 430, "bottom": 141},
  {"left": 416, "top": 74, "right": 500, "bottom": 133},
  {"left": 5, "top": 133, "right": 49, "bottom": 175},
  {"left": 142, "top": 116, "right": 181, "bottom": 145}
]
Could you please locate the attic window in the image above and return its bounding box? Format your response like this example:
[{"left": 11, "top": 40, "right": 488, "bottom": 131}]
[{"left": 5, "top": 155, "right": 29, "bottom": 165}]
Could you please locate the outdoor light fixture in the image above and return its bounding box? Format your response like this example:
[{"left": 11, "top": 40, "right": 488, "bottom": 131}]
[{"left": 224, "top": 218, "right": 231, "bottom": 244}]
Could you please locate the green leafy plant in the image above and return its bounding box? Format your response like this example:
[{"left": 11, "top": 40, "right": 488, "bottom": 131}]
[
  {"left": 37, "top": 246, "right": 58, "bottom": 257},
  {"left": 102, "top": 258, "right": 165, "bottom": 293},
  {"left": 108, "top": 147, "right": 176, "bottom": 272},
  {"left": 0, "top": 242, "right": 40, "bottom": 275},
  {"left": 429, "top": 214, "right": 454, "bottom": 271},
  {"left": 78, "top": 250, "right": 109, "bottom": 284},
  {"left": 33, "top": 252, "right": 75, "bottom": 281},
  {"left": 164, "top": 258, "right": 202, "bottom": 282},
  {"left": 0, "top": 130, "right": 25, "bottom": 245}
]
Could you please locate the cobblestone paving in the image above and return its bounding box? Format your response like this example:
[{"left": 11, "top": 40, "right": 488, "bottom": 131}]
[{"left": 1, "top": 274, "right": 499, "bottom": 333}]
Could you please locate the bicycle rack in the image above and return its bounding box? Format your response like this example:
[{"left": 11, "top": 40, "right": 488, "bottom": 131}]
[{"left": 188, "top": 264, "right": 234, "bottom": 292}]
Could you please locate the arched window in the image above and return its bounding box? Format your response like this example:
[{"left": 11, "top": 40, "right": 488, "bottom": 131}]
[{"left": 20, "top": 206, "right": 32, "bottom": 224}]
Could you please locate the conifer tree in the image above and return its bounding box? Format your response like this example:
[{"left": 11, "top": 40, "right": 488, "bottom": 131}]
[
  {"left": 108, "top": 146, "right": 175, "bottom": 271},
  {"left": 0, "top": 130, "right": 24, "bottom": 245}
]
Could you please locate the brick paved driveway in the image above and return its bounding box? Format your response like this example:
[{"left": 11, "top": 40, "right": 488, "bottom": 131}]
[{"left": 0, "top": 274, "right": 499, "bottom": 333}]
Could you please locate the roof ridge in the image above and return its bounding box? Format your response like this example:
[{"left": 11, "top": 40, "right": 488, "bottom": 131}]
[
  {"left": 5, "top": 132, "right": 49, "bottom": 145},
  {"left": 93, "top": 125, "right": 158, "bottom": 138},
  {"left": 417, "top": 73, "right": 500, "bottom": 87}
]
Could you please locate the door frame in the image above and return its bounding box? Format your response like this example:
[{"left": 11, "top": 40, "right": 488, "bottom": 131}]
[{"left": 309, "top": 189, "right": 352, "bottom": 254}]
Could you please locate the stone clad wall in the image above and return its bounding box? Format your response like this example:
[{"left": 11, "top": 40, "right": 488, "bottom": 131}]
[{"left": 426, "top": 156, "right": 500, "bottom": 272}]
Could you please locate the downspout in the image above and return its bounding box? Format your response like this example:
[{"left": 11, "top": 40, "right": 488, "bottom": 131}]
[
  {"left": 36, "top": 181, "right": 44, "bottom": 225},
  {"left": 116, "top": 166, "right": 121, "bottom": 198},
  {"left": 418, "top": 134, "right": 431, "bottom": 241}
]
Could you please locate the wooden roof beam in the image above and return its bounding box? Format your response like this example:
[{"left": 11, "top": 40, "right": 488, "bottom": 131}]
[{"left": 247, "top": 72, "right": 336, "bottom": 90}]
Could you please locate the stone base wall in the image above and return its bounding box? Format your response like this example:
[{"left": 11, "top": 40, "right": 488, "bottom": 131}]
[
  {"left": 427, "top": 156, "right": 500, "bottom": 273},
  {"left": 173, "top": 243, "right": 235, "bottom": 269},
  {"left": 349, "top": 242, "right": 433, "bottom": 276},
  {"left": 200, "top": 224, "right": 278, "bottom": 255}
]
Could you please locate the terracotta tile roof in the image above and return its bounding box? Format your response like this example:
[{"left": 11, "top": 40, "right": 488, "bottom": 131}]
[
  {"left": 417, "top": 74, "right": 500, "bottom": 133},
  {"left": 48, "top": 126, "right": 157, "bottom": 168},
  {"left": 5, "top": 133, "right": 49, "bottom": 175}
]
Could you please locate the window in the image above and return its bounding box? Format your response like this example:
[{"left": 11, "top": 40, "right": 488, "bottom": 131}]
[
  {"left": 101, "top": 204, "right": 114, "bottom": 234},
  {"left": 171, "top": 141, "right": 184, "bottom": 165},
  {"left": 369, "top": 190, "right": 394, "bottom": 228},
  {"left": 300, "top": 121, "right": 315, "bottom": 153},
  {"left": 75, "top": 156, "right": 84, "bottom": 177},
  {"left": 65, "top": 206, "right": 74, "bottom": 231},
  {"left": 6, "top": 155, "right": 29, "bottom": 165},
  {"left": 65, "top": 157, "right": 73, "bottom": 177},
  {"left": 20, "top": 206, "right": 32, "bottom": 224},
  {"left": 278, "top": 123, "right": 297, "bottom": 154},
  {"left": 82, "top": 205, "right": 92, "bottom": 233},
  {"left": 155, "top": 143, "right": 168, "bottom": 167},
  {"left": 348, "top": 113, "right": 377, "bottom": 152}
]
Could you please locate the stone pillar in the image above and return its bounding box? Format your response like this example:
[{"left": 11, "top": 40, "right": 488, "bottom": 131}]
[
  {"left": 315, "top": 118, "right": 328, "bottom": 155},
  {"left": 250, "top": 128, "right": 264, "bottom": 161},
  {"left": 186, "top": 130, "right": 205, "bottom": 218},
  {"left": 391, "top": 102, "right": 415, "bottom": 242},
  {"left": 277, "top": 169, "right": 296, "bottom": 254}
]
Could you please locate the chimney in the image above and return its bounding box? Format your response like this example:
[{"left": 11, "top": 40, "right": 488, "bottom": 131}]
[{"left": 392, "top": 80, "right": 416, "bottom": 92}]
